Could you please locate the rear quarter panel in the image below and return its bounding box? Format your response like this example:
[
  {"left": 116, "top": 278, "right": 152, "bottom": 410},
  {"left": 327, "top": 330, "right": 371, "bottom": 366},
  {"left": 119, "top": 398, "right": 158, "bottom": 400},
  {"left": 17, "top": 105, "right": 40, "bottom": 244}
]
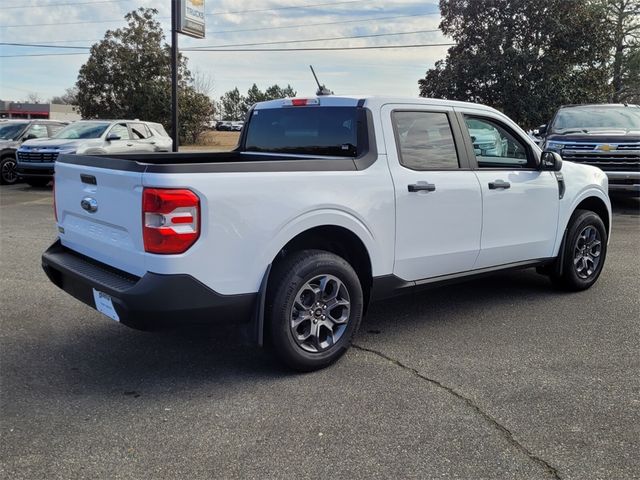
[{"left": 142, "top": 157, "right": 396, "bottom": 295}]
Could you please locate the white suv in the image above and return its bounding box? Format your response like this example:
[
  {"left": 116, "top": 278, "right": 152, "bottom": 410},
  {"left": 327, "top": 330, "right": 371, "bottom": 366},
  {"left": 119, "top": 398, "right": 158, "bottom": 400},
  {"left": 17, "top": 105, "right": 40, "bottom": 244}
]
[{"left": 16, "top": 120, "right": 172, "bottom": 186}]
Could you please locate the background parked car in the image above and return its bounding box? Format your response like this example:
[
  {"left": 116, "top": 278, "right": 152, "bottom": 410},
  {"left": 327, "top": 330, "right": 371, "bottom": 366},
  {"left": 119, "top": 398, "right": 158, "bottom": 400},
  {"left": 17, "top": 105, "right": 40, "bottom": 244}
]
[
  {"left": 0, "top": 120, "right": 67, "bottom": 185},
  {"left": 537, "top": 104, "right": 640, "bottom": 196},
  {"left": 216, "top": 121, "right": 234, "bottom": 131},
  {"left": 16, "top": 119, "right": 172, "bottom": 187}
]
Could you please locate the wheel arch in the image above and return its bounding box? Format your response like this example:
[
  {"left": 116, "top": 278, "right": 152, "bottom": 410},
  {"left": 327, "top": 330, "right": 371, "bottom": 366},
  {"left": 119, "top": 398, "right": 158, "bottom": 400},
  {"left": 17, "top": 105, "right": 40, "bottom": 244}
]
[
  {"left": 1, "top": 149, "right": 16, "bottom": 160},
  {"left": 270, "top": 224, "right": 374, "bottom": 304},
  {"left": 573, "top": 196, "right": 610, "bottom": 236}
]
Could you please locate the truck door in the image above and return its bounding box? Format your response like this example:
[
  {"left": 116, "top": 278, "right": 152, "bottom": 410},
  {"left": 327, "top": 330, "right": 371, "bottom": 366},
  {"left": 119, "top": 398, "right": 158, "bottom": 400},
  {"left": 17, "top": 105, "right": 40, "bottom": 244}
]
[
  {"left": 104, "top": 123, "right": 134, "bottom": 153},
  {"left": 456, "top": 112, "right": 559, "bottom": 268},
  {"left": 381, "top": 105, "right": 482, "bottom": 281}
]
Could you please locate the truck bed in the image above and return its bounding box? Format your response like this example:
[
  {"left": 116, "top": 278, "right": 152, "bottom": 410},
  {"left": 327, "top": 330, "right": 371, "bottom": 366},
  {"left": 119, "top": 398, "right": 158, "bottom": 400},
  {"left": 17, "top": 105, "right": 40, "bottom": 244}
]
[{"left": 56, "top": 150, "right": 375, "bottom": 173}]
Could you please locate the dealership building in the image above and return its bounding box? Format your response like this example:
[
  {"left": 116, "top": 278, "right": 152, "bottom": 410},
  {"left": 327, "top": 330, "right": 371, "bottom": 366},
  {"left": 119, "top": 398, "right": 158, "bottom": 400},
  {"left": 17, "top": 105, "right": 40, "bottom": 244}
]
[{"left": 0, "top": 101, "right": 81, "bottom": 122}]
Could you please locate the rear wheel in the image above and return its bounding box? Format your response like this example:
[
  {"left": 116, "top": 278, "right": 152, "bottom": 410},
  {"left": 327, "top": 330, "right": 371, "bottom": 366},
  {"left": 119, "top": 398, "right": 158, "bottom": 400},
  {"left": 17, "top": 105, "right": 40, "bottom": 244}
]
[
  {"left": 267, "top": 250, "right": 363, "bottom": 371},
  {"left": 0, "top": 157, "right": 18, "bottom": 185},
  {"left": 551, "top": 209, "right": 607, "bottom": 291}
]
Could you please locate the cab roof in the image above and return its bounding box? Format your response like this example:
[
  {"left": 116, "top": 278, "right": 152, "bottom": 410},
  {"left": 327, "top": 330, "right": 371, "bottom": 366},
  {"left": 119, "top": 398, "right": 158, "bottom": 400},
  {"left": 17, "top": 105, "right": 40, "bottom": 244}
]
[{"left": 254, "top": 95, "right": 500, "bottom": 114}]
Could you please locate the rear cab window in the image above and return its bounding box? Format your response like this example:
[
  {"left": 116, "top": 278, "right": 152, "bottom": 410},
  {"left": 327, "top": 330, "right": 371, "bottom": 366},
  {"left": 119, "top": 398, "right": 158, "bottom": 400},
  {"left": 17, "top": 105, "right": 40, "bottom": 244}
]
[{"left": 244, "top": 105, "right": 363, "bottom": 157}]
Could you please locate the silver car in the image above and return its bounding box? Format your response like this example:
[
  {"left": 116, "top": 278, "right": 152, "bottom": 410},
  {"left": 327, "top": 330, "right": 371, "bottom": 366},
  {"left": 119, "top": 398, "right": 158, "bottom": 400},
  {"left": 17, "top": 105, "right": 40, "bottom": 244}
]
[{"left": 16, "top": 120, "right": 172, "bottom": 186}]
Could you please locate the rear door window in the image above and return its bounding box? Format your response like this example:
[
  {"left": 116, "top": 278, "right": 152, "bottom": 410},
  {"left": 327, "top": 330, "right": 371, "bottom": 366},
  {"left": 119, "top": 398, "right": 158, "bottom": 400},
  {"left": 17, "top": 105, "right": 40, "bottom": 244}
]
[
  {"left": 245, "top": 107, "right": 359, "bottom": 157},
  {"left": 130, "top": 123, "right": 151, "bottom": 139},
  {"left": 392, "top": 111, "right": 460, "bottom": 170}
]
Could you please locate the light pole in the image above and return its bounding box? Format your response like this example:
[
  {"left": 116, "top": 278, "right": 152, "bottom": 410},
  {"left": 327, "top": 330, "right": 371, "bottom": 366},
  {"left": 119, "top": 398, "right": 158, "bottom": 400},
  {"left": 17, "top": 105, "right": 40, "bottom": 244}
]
[{"left": 171, "top": 0, "right": 179, "bottom": 153}]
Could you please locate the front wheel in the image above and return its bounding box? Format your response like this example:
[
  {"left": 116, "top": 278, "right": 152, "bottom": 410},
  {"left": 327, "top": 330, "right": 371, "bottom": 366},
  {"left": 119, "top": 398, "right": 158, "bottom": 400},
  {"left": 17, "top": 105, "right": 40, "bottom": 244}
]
[
  {"left": 551, "top": 209, "right": 607, "bottom": 291},
  {"left": 0, "top": 157, "right": 18, "bottom": 185},
  {"left": 267, "top": 250, "right": 363, "bottom": 371}
]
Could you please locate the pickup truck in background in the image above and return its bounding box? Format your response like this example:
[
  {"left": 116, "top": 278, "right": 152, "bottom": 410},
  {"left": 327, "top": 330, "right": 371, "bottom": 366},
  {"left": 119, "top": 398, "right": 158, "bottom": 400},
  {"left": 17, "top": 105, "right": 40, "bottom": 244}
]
[
  {"left": 42, "top": 96, "right": 611, "bottom": 371},
  {"left": 538, "top": 103, "right": 640, "bottom": 196}
]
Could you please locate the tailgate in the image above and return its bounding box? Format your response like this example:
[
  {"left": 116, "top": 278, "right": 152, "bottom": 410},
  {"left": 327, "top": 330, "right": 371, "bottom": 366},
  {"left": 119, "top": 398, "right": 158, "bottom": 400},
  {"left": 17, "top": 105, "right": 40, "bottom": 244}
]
[{"left": 55, "top": 156, "right": 146, "bottom": 276}]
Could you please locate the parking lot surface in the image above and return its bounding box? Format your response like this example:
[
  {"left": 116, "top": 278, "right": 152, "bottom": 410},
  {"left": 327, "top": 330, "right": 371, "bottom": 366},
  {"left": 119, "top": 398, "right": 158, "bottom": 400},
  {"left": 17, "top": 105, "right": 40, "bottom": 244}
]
[{"left": 1, "top": 184, "right": 639, "bottom": 480}]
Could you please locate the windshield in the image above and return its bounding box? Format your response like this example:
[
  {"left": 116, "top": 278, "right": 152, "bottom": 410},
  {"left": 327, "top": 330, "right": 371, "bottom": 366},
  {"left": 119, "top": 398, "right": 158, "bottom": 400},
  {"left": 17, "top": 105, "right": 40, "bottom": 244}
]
[
  {"left": 53, "top": 122, "right": 109, "bottom": 139},
  {"left": 552, "top": 107, "right": 640, "bottom": 132},
  {"left": 245, "top": 107, "right": 360, "bottom": 157},
  {"left": 0, "top": 123, "right": 27, "bottom": 140}
]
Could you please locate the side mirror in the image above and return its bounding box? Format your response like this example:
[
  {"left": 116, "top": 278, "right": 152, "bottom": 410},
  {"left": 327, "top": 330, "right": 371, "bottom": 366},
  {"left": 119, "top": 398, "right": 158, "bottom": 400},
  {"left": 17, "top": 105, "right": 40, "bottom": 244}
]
[
  {"left": 106, "top": 133, "right": 121, "bottom": 141},
  {"left": 23, "top": 134, "right": 37, "bottom": 141},
  {"left": 540, "top": 151, "right": 562, "bottom": 171},
  {"left": 536, "top": 124, "right": 547, "bottom": 136}
]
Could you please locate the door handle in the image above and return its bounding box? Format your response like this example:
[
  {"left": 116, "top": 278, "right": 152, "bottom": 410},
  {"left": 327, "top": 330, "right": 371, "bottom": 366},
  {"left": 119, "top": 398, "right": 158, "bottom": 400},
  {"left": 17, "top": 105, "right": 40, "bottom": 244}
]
[
  {"left": 126, "top": 143, "right": 133, "bottom": 146},
  {"left": 488, "top": 180, "right": 511, "bottom": 190},
  {"left": 408, "top": 183, "right": 436, "bottom": 192}
]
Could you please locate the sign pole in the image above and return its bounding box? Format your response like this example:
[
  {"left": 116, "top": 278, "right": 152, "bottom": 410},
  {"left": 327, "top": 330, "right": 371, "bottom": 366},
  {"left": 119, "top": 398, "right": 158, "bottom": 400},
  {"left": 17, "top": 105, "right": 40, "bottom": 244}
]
[{"left": 171, "top": 0, "right": 179, "bottom": 152}]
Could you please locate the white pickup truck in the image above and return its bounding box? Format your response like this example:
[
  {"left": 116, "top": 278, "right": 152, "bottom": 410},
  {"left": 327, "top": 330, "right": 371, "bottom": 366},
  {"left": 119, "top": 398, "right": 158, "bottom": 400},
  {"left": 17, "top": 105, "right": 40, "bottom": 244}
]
[{"left": 42, "top": 96, "right": 611, "bottom": 371}]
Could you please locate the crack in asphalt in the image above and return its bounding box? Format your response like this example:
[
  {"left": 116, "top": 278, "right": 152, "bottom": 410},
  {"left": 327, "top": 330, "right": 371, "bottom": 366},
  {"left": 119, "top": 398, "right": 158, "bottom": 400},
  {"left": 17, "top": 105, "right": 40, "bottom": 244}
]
[{"left": 352, "top": 343, "right": 562, "bottom": 480}]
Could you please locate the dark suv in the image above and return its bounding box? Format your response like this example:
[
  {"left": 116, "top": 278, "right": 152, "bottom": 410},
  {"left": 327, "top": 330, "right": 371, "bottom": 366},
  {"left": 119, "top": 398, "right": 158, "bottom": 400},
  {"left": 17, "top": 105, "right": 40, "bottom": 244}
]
[
  {"left": 0, "top": 120, "right": 67, "bottom": 185},
  {"left": 538, "top": 104, "right": 640, "bottom": 196}
]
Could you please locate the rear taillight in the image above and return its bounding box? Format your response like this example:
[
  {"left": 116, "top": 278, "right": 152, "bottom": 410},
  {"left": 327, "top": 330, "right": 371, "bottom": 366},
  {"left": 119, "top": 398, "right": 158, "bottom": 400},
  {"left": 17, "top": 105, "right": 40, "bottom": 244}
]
[{"left": 142, "top": 188, "right": 200, "bottom": 254}]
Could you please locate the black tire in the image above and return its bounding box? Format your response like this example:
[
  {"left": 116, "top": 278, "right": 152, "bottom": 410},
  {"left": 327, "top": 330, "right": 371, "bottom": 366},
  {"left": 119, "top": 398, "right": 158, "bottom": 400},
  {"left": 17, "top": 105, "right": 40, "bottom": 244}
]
[
  {"left": 267, "top": 249, "right": 364, "bottom": 372},
  {"left": 551, "top": 209, "right": 607, "bottom": 291},
  {"left": 26, "top": 178, "right": 50, "bottom": 188},
  {"left": 0, "top": 157, "right": 18, "bottom": 185}
]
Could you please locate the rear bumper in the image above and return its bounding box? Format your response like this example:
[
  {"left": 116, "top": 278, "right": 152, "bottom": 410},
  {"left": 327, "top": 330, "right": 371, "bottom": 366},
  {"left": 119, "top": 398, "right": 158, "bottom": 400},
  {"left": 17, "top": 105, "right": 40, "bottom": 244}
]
[
  {"left": 41, "top": 240, "right": 257, "bottom": 330},
  {"left": 606, "top": 171, "right": 640, "bottom": 196}
]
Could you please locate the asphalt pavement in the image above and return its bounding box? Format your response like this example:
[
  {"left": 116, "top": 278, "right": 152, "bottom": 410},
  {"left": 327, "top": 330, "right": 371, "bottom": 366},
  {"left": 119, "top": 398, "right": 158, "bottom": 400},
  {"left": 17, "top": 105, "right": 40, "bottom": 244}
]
[{"left": 1, "top": 184, "right": 638, "bottom": 480}]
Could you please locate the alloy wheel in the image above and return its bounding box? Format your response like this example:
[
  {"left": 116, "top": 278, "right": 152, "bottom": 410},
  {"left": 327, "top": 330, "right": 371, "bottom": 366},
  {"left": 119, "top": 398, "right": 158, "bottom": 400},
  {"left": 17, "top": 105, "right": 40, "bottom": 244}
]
[
  {"left": 1, "top": 159, "right": 17, "bottom": 184},
  {"left": 289, "top": 274, "right": 351, "bottom": 353},
  {"left": 573, "top": 225, "right": 602, "bottom": 279}
]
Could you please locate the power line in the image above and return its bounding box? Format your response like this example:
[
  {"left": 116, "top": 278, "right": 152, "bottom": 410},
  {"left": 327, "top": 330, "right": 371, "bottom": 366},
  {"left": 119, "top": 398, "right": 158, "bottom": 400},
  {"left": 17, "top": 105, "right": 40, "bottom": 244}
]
[
  {"left": 3, "top": 0, "right": 366, "bottom": 12},
  {"left": 0, "top": 42, "right": 455, "bottom": 58},
  {"left": 185, "top": 29, "right": 442, "bottom": 50},
  {"left": 0, "top": 0, "right": 385, "bottom": 27},
  {"left": 3, "top": 0, "right": 127, "bottom": 8},
  {"left": 208, "top": 12, "right": 439, "bottom": 35},
  {"left": 0, "top": 52, "right": 89, "bottom": 58},
  {"left": 0, "top": 12, "right": 440, "bottom": 36},
  {"left": 0, "top": 42, "right": 90, "bottom": 49},
  {"left": 206, "top": 0, "right": 368, "bottom": 16},
  {"left": 186, "top": 43, "right": 456, "bottom": 52},
  {"left": 1, "top": 29, "right": 442, "bottom": 51}
]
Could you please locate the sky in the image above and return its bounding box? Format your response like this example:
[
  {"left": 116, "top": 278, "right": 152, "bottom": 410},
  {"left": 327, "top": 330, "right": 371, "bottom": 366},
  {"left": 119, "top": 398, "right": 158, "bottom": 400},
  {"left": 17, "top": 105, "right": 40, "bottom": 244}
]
[{"left": 0, "top": 0, "right": 450, "bottom": 104}]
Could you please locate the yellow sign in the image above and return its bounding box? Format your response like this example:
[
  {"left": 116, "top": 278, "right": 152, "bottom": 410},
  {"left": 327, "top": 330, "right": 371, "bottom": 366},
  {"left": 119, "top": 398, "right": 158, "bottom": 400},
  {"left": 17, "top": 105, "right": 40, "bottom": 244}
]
[{"left": 179, "top": 0, "right": 205, "bottom": 39}]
